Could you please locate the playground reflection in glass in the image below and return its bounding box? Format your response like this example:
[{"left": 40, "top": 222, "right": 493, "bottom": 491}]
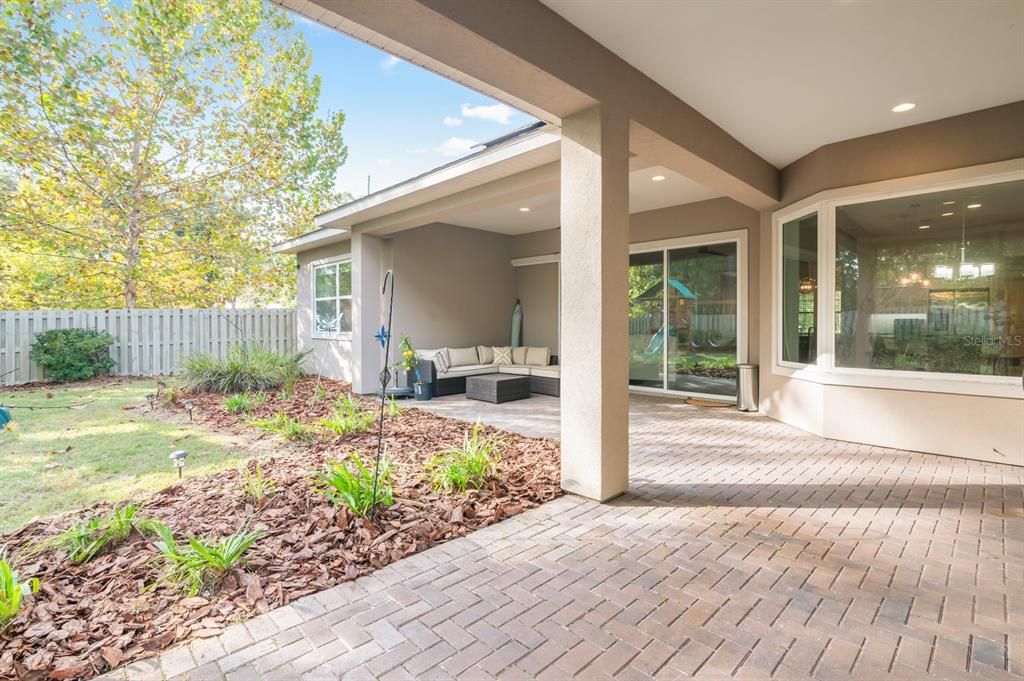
[
  {"left": 667, "top": 243, "right": 738, "bottom": 396},
  {"left": 628, "top": 251, "right": 664, "bottom": 388},
  {"left": 627, "top": 243, "right": 739, "bottom": 397}
]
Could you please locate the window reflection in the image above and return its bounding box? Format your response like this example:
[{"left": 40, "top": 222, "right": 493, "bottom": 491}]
[{"left": 835, "top": 179, "right": 1024, "bottom": 377}]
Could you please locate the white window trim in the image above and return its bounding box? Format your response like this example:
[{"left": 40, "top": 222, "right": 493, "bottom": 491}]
[
  {"left": 311, "top": 256, "right": 353, "bottom": 340},
  {"left": 771, "top": 159, "right": 1024, "bottom": 399}
]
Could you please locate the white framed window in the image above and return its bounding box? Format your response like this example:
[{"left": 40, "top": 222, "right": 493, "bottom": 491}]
[
  {"left": 772, "top": 160, "right": 1024, "bottom": 398},
  {"left": 312, "top": 259, "right": 352, "bottom": 337}
]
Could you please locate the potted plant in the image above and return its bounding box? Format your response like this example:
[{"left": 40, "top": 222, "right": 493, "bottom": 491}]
[{"left": 399, "top": 335, "right": 431, "bottom": 401}]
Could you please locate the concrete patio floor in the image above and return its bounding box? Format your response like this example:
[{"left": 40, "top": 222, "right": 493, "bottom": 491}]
[{"left": 106, "top": 394, "right": 1023, "bottom": 680}]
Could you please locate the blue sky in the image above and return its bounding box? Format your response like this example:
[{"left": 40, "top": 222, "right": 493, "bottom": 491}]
[{"left": 292, "top": 13, "right": 534, "bottom": 200}]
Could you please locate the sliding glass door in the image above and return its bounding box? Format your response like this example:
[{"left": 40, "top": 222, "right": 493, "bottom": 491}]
[{"left": 628, "top": 238, "right": 740, "bottom": 398}]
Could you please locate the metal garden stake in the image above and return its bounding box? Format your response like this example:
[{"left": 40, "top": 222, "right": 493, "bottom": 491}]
[{"left": 370, "top": 270, "right": 396, "bottom": 519}]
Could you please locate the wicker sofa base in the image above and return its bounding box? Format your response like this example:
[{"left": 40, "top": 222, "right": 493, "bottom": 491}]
[
  {"left": 418, "top": 359, "right": 559, "bottom": 398},
  {"left": 529, "top": 375, "right": 560, "bottom": 397}
]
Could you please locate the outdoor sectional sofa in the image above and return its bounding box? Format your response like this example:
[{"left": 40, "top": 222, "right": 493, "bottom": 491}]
[{"left": 415, "top": 345, "right": 560, "bottom": 397}]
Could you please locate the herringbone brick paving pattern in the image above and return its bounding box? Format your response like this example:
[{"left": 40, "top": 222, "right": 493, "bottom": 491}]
[{"left": 104, "top": 395, "right": 1024, "bottom": 680}]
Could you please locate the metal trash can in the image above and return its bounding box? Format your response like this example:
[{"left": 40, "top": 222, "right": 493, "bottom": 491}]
[{"left": 736, "top": 364, "right": 758, "bottom": 412}]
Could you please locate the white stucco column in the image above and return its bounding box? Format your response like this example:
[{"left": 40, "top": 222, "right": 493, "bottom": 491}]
[
  {"left": 351, "top": 231, "right": 385, "bottom": 395},
  {"left": 559, "top": 105, "right": 630, "bottom": 501}
]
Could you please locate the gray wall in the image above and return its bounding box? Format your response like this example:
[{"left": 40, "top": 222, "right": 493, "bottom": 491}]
[
  {"left": 516, "top": 262, "right": 559, "bottom": 354},
  {"left": 389, "top": 223, "right": 517, "bottom": 349},
  {"left": 297, "top": 241, "right": 354, "bottom": 380}
]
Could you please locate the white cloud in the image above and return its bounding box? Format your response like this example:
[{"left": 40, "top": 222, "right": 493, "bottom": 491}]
[
  {"left": 380, "top": 55, "right": 401, "bottom": 71},
  {"left": 433, "top": 137, "right": 478, "bottom": 157},
  {"left": 443, "top": 116, "right": 463, "bottom": 128},
  {"left": 461, "top": 102, "right": 515, "bottom": 124}
]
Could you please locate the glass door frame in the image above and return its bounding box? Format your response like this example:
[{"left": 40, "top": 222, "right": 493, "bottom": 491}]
[{"left": 628, "top": 229, "right": 749, "bottom": 401}]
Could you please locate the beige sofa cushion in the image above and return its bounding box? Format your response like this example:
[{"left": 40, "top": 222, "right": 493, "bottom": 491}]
[
  {"left": 531, "top": 366, "right": 560, "bottom": 378},
  {"left": 525, "top": 346, "right": 550, "bottom": 367},
  {"left": 492, "top": 346, "right": 512, "bottom": 365},
  {"left": 448, "top": 346, "right": 479, "bottom": 367},
  {"left": 497, "top": 365, "right": 531, "bottom": 376},
  {"left": 512, "top": 346, "right": 528, "bottom": 365},
  {"left": 477, "top": 345, "right": 494, "bottom": 364}
]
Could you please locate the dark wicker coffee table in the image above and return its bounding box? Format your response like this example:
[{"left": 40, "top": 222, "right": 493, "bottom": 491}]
[{"left": 466, "top": 374, "right": 530, "bottom": 403}]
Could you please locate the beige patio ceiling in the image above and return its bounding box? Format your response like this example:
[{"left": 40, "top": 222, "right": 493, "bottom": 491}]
[
  {"left": 542, "top": 0, "right": 1024, "bottom": 168},
  {"left": 271, "top": 0, "right": 781, "bottom": 209},
  {"left": 448, "top": 165, "right": 720, "bottom": 235}
]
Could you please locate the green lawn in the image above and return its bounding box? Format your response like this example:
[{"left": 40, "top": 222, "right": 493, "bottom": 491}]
[{"left": 0, "top": 379, "right": 250, "bottom": 534}]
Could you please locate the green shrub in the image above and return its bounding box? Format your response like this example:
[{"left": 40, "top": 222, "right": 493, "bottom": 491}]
[
  {"left": 427, "top": 422, "right": 505, "bottom": 493},
  {"left": 224, "top": 393, "right": 254, "bottom": 414},
  {"left": 249, "top": 412, "right": 315, "bottom": 442},
  {"left": 0, "top": 557, "right": 39, "bottom": 630},
  {"left": 312, "top": 450, "right": 393, "bottom": 516},
  {"left": 144, "top": 521, "right": 260, "bottom": 596},
  {"left": 319, "top": 394, "right": 376, "bottom": 436},
  {"left": 239, "top": 461, "right": 277, "bottom": 505},
  {"left": 29, "top": 328, "right": 116, "bottom": 383},
  {"left": 180, "top": 345, "right": 308, "bottom": 393},
  {"left": 387, "top": 395, "right": 402, "bottom": 419},
  {"left": 52, "top": 504, "right": 143, "bottom": 563}
]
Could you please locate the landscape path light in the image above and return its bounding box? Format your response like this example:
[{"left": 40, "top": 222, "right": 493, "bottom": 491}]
[
  {"left": 146, "top": 393, "right": 156, "bottom": 410},
  {"left": 183, "top": 398, "right": 195, "bottom": 422},
  {"left": 170, "top": 449, "right": 188, "bottom": 479}
]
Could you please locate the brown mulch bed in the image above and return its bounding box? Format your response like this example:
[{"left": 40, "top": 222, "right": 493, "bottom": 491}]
[{"left": 0, "top": 377, "right": 561, "bottom": 680}]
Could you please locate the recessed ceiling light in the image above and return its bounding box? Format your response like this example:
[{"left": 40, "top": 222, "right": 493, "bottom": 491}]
[
  {"left": 892, "top": 102, "right": 916, "bottom": 113},
  {"left": 967, "top": 203, "right": 982, "bottom": 209},
  {"left": 519, "top": 207, "right": 530, "bottom": 212},
  {"left": 941, "top": 212, "right": 954, "bottom": 217},
  {"left": 651, "top": 175, "right": 666, "bottom": 182},
  {"left": 918, "top": 224, "right": 930, "bottom": 230},
  {"left": 942, "top": 201, "right": 955, "bottom": 205}
]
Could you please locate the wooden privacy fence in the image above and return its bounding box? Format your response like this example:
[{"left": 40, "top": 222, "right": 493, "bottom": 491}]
[{"left": 0, "top": 308, "right": 296, "bottom": 386}]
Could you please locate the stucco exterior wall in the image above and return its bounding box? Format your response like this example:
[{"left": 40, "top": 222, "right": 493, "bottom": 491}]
[
  {"left": 515, "top": 262, "right": 559, "bottom": 355},
  {"left": 759, "top": 111, "right": 1024, "bottom": 465},
  {"left": 388, "top": 222, "right": 517, "bottom": 349},
  {"left": 296, "top": 241, "right": 354, "bottom": 381}
]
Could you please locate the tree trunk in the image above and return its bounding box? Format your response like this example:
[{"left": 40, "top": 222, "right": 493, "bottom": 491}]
[{"left": 123, "top": 138, "right": 143, "bottom": 308}]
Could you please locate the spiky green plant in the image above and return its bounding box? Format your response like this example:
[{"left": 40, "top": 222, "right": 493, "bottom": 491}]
[
  {"left": 144, "top": 521, "right": 261, "bottom": 596},
  {"left": 180, "top": 345, "right": 309, "bottom": 393},
  {"left": 0, "top": 557, "right": 39, "bottom": 630},
  {"left": 319, "top": 394, "right": 376, "bottom": 436},
  {"left": 387, "top": 395, "right": 402, "bottom": 419},
  {"left": 311, "top": 450, "right": 393, "bottom": 516},
  {"left": 427, "top": 422, "right": 505, "bottom": 493},
  {"left": 249, "top": 412, "right": 315, "bottom": 442},
  {"left": 52, "top": 504, "right": 143, "bottom": 563},
  {"left": 239, "top": 461, "right": 278, "bottom": 505},
  {"left": 224, "top": 393, "right": 254, "bottom": 414}
]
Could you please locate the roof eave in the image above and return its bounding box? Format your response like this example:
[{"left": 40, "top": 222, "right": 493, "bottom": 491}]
[{"left": 271, "top": 227, "right": 350, "bottom": 254}]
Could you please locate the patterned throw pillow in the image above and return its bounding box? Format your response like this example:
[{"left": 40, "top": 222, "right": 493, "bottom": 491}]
[
  {"left": 492, "top": 346, "right": 512, "bottom": 365},
  {"left": 433, "top": 350, "right": 450, "bottom": 373}
]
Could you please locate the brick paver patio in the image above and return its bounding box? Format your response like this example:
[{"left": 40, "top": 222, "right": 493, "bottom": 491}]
[{"left": 104, "top": 395, "right": 1023, "bottom": 680}]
